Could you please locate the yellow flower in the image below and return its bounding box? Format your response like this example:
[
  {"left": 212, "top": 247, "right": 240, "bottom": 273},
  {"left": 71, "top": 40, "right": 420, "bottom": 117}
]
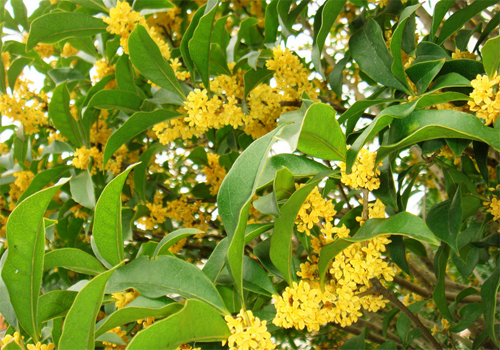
[
  {"left": 339, "top": 148, "right": 381, "bottom": 191},
  {"left": 102, "top": 327, "right": 128, "bottom": 350},
  {"left": 1, "top": 332, "right": 23, "bottom": 348},
  {"left": 27, "top": 343, "right": 55, "bottom": 350},
  {"left": 72, "top": 146, "right": 104, "bottom": 174},
  {"left": 137, "top": 316, "right": 155, "bottom": 328},
  {"left": 451, "top": 49, "right": 476, "bottom": 60},
  {"left": 70, "top": 204, "right": 88, "bottom": 219},
  {"left": 62, "top": 42, "right": 79, "bottom": 57},
  {"left": 13, "top": 171, "right": 34, "bottom": 192},
  {"left": 295, "top": 185, "right": 336, "bottom": 236},
  {"left": 468, "top": 73, "right": 500, "bottom": 125},
  {"left": 203, "top": 153, "right": 227, "bottom": 195},
  {"left": 112, "top": 289, "right": 140, "bottom": 309},
  {"left": 224, "top": 309, "right": 276, "bottom": 350},
  {"left": 485, "top": 195, "right": 500, "bottom": 221},
  {"left": 35, "top": 43, "right": 54, "bottom": 59}
]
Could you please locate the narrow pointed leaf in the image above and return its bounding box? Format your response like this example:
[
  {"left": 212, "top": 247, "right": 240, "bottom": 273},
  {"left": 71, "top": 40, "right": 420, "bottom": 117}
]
[
  {"left": 18, "top": 165, "right": 71, "bottom": 203},
  {"left": 93, "top": 164, "right": 138, "bottom": 267},
  {"left": 153, "top": 228, "right": 203, "bottom": 258},
  {"left": 49, "top": 81, "right": 83, "bottom": 147},
  {"left": 1, "top": 179, "right": 69, "bottom": 342},
  {"left": 482, "top": 36, "right": 500, "bottom": 79},
  {"left": 481, "top": 264, "right": 500, "bottom": 348},
  {"left": 128, "top": 25, "right": 185, "bottom": 99},
  {"left": 58, "top": 267, "right": 118, "bottom": 350},
  {"left": 38, "top": 290, "right": 77, "bottom": 323}
]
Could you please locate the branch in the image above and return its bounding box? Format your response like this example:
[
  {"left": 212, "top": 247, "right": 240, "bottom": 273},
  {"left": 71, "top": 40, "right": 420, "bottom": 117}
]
[{"left": 370, "top": 278, "right": 443, "bottom": 350}]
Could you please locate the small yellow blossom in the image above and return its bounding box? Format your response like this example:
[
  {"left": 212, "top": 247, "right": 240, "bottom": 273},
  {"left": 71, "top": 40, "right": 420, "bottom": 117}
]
[
  {"left": 112, "top": 289, "right": 140, "bottom": 309},
  {"left": 62, "top": 43, "right": 79, "bottom": 57},
  {"left": 35, "top": 43, "right": 54, "bottom": 59},
  {"left": 451, "top": 49, "right": 476, "bottom": 60},
  {"left": 224, "top": 309, "right": 276, "bottom": 350},
  {"left": 203, "top": 153, "right": 227, "bottom": 195},
  {"left": 70, "top": 204, "right": 88, "bottom": 219},
  {"left": 485, "top": 195, "right": 500, "bottom": 221},
  {"left": 102, "top": 327, "right": 128, "bottom": 350},
  {"left": 1, "top": 332, "right": 23, "bottom": 348},
  {"left": 339, "top": 148, "right": 381, "bottom": 191},
  {"left": 73, "top": 146, "right": 104, "bottom": 174},
  {"left": 468, "top": 73, "right": 500, "bottom": 125},
  {"left": 295, "top": 185, "right": 336, "bottom": 236},
  {"left": 27, "top": 343, "right": 55, "bottom": 350}
]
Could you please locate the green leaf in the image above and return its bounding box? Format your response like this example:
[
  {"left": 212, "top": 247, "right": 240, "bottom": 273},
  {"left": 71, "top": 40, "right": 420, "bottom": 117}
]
[
  {"left": 70, "top": 170, "right": 95, "bottom": 209},
  {"left": 271, "top": 179, "right": 322, "bottom": 285},
  {"left": 245, "top": 223, "right": 274, "bottom": 245},
  {"left": 115, "top": 54, "right": 138, "bottom": 94},
  {"left": 82, "top": 90, "right": 144, "bottom": 137},
  {"left": 49, "top": 81, "right": 83, "bottom": 147},
  {"left": 430, "top": 0, "right": 455, "bottom": 39},
  {"left": 341, "top": 327, "right": 367, "bottom": 349},
  {"left": 378, "top": 341, "right": 397, "bottom": 350},
  {"left": 473, "top": 10, "right": 500, "bottom": 52},
  {"left": 376, "top": 110, "right": 500, "bottom": 164},
  {"left": 433, "top": 244, "right": 454, "bottom": 321},
  {"left": 0, "top": 253, "right": 17, "bottom": 328},
  {"left": 257, "top": 154, "right": 328, "bottom": 189},
  {"left": 329, "top": 54, "right": 350, "bottom": 97},
  {"left": 126, "top": 299, "right": 230, "bottom": 349},
  {"left": 396, "top": 300, "right": 426, "bottom": 347},
  {"left": 1, "top": 179, "right": 68, "bottom": 342},
  {"left": 264, "top": 0, "right": 279, "bottom": 43},
  {"left": 387, "top": 235, "right": 410, "bottom": 275},
  {"left": 48, "top": 68, "right": 87, "bottom": 84},
  {"left": 372, "top": 157, "right": 398, "bottom": 209},
  {"left": 382, "top": 309, "right": 400, "bottom": 339},
  {"left": 44, "top": 248, "right": 105, "bottom": 275},
  {"left": 243, "top": 256, "right": 276, "bottom": 296},
  {"left": 128, "top": 24, "right": 184, "bottom": 99},
  {"left": 58, "top": 267, "right": 118, "bottom": 350},
  {"left": 311, "top": 0, "right": 346, "bottom": 74},
  {"left": 103, "top": 109, "right": 182, "bottom": 166},
  {"left": 448, "top": 186, "right": 462, "bottom": 249},
  {"left": 318, "top": 212, "right": 439, "bottom": 285},
  {"left": 188, "top": 0, "right": 218, "bottom": 92},
  {"left": 202, "top": 238, "right": 230, "bottom": 282},
  {"left": 274, "top": 167, "right": 295, "bottom": 202},
  {"left": 481, "top": 262, "right": 500, "bottom": 347},
  {"left": 218, "top": 126, "right": 285, "bottom": 302},
  {"left": 95, "top": 296, "right": 181, "bottom": 337},
  {"left": 280, "top": 102, "right": 346, "bottom": 161},
  {"left": 132, "top": 0, "right": 173, "bottom": 12},
  {"left": 41, "top": 140, "right": 74, "bottom": 156},
  {"left": 153, "top": 228, "right": 203, "bottom": 258},
  {"left": 69, "top": 0, "right": 108, "bottom": 12},
  {"left": 436, "top": 0, "right": 498, "bottom": 45},
  {"left": 93, "top": 164, "right": 138, "bottom": 267},
  {"left": 227, "top": 17, "right": 259, "bottom": 64},
  {"left": 187, "top": 146, "right": 208, "bottom": 165},
  {"left": 210, "top": 43, "right": 231, "bottom": 75},
  {"left": 106, "top": 256, "right": 229, "bottom": 315},
  {"left": 349, "top": 19, "right": 409, "bottom": 93},
  {"left": 8, "top": 57, "right": 33, "bottom": 91},
  {"left": 242, "top": 68, "right": 274, "bottom": 112},
  {"left": 405, "top": 59, "right": 446, "bottom": 95},
  {"left": 18, "top": 165, "right": 71, "bottom": 204},
  {"left": 338, "top": 98, "right": 397, "bottom": 125},
  {"left": 38, "top": 290, "right": 77, "bottom": 323},
  {"left": 346, "top": 100, "right": 419, "bottom": 173},
  {"left": 482, "top": 36, "right": 500, "bottom": 79},
  {"left": 134, "top": 144, "right": 165, "bottom": 201},
  {"left": 180, "top": 4, "right": 205, "bottom": 80},
  {"left": 26, "top": 12, "right": 108, "bottom": 50}
]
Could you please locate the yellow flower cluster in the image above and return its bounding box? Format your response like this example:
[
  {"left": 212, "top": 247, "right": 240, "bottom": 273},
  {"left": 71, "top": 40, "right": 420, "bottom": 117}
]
[
  {"left": 62, "top": 42, "right": 79, "bottom": 57},
  {"left": 27, "top": 343, "right": 55, "bottom": 350},
  {"left": 485, "top": 195, "right": 500, "bottom": 221},
  {"left": 72, "top": 146, "right": 104, "bottom": 174},
  {"left": 8, "top": 171, "right": 34, "bottom": 209},
  {"left": 146, "top": 7, "right": 182, "bottom": 40},
  {"left": 224, "top": 309, "right": 276, "bottom": 350},
  {"left": 176, "top": 345, "right": 200, "bottom": 350},
  {"left": 103, "top": 327, "right": 128, "bottom": 350},
  {"left": 0, "top": 77, "right": 48, "bottom": 134},
  {"left": 468, "top": 74, "right": 500, "bottom": 125},
  {"left": 92, "top": 59, "right": 117, "bottom": 89},
  {"left": 339, "top": 148, "right": 381, "bottom": 191},
  {"left": 170, "top": 58, "right": 191, "bottom": 81},
  {"left": 451, "top": 49, "right": 476, "bottom": 60},
  {"left": 104, "top": 1, "right": 170, "bottom": 60},
  {"left": 1, "top": 332, "right": 22, "bottom": 349},
  {"left": 112, "top": 289, "right": 140, "bottom": 309},
  {"left": 35, "top": 43, "right": 54, "bottom": 59},
  {"left": 138, "top": 191, "right": 169, "bottom": 230},
  {"left": 137, "top": 316, "right": 155, "bottom": 328},
  {"left": 266, "top": 46, "right": 317, "bottom": 101},
  {"left": 70, "top": 204, "right": 89, "bottom": 219},
  {"left": 203, "top": 153, "right": 227, "bottom": 195},
  {"left": 295, "top": 185, "right": 337, "bottom": 236},
  {"left": 356, "top": 198, "right": 386, "bottom": 226},
  {"left": 275, "top": 200, "right": 394, "bottom": 329},
  {"left": 90, "top": 113, "right": 112, "bottom": 145},
  {"left": 273, "top": 280, "right": 337, "bottom": 332}
]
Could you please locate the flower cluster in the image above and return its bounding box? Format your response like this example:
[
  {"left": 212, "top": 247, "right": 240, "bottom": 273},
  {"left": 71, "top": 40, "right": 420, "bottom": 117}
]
[
  {"left": 103, "top": 327, "right": 128, "bottom": 350},
  {"left": 27, "top": 343, "right": 55, "bottom": 350},
  {"left": 103, "top": 0, "right": 170, "bottom": 60},
  {"left": 112, "top": 289, "right": 140, "bottom": 309},
  {"left": 468, "top": 73, "right": 500, "bottom": 125},
  {"left": 72, "top": 146, "right": 104, "bottom": 174},
  {"left": 1, "top": 332, "right": 23, "bottom": 349},
  {"left": 451, "top": 49, "right": 476, "bottom": 60},
  {"left": 295, "top": 185, "right": 337, "bottom": 236},
  {"left": 0, "top": 76, "right": 48, "bottom": 134},
  {"left": 485, "top": 194, "right": 500, "bottom": 221},
  {"left": 275, "top": 199, "right": 394, "bottom": 329},
  {"left": 339, "top": 148, "right": 381, "bottom": 191},
  {"left": 203, "top": 153, "right": 227, "bottom": 195},
  {"left": 224, "top": 309, "right": 276, "bottom": 350},
  {"left": 356, "top": 198, "right": 386, "bottom": 226}
]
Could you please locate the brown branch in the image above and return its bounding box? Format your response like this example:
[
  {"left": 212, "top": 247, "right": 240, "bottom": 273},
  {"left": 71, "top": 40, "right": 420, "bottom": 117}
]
[
  {"left": 371, "top": 278, "right": 443, "bottom": 349},
  {"left": 331, "top": 323, "right": 401, "bottom": 348}
]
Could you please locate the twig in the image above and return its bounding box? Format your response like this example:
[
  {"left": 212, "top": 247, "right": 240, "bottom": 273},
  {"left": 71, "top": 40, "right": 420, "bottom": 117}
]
[
  {"left": 370, "top": 278, "right": 443, "bottom": 350},
  {"left": 362, "top": 188, "right": 369, "bottom": 222}
]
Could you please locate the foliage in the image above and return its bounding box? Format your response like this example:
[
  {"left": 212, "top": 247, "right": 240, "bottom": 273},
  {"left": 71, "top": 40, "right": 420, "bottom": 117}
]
[{"left": 0, "top": 0, "right": 499, "bottom": 349}]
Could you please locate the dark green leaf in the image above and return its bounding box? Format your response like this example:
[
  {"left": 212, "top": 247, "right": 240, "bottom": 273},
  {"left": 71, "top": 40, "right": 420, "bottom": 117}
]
[
  {"left": 18, "top": 165, "right": 71, "bottom": 204},
  {"left": 128, "top": 25, "right": 185, "bottom": 99},
  {"left": 243, "top": 256, "right": 276, "bottom": 296},
  {"left": 103, "top": 109, "right": 182, "bottom": 166},
  {"left": 38, "top": 290, "right": 77, "bottom": 323},
  {"left": 265, "top": 0, "right": 279, "bottom": 43},
  {"left": 482, "top": 36, "right": 500, "bottom": 79},
  {"left": 406, "top": 59, "right": 445, "bottom": 94},
  {"left": 153, "top": 228, "right": 203, "bottom": 258},
  {"left": 180, "top": 4, "right": 205, "bottom": 80},
  {"left": 27, "top": 12, "right": 108, "bottom": 50},
  {"left": 329, "top": 54, "right": 350, "bottom": 97},
  {"left": 115, "top": 54, "right": 138, "bottom": 94},
  {"left": 242, "top": 68, "right": 274, "bottom": 111},
  {"left": 430, "top": 0, "right": 455, "bottom": 39},
  {"left": 134, "top": 144, "right": 165, "bottom": 201},
  {"left": 126, "top": 300, "right": 230, "bottom": 349},
  {"left": 481, "top": 264, "right": 500, "bottom": 347}
]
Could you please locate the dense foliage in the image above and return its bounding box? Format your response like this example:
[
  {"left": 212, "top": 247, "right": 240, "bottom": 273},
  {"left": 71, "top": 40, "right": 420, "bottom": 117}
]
[{"left": 0, "top": 0, "right": 499, "bottom": 349}]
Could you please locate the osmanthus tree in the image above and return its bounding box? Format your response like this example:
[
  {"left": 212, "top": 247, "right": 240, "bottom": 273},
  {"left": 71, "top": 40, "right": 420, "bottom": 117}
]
[{"left": 0, "top": 0, "right": 499, "bottom": 349}]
